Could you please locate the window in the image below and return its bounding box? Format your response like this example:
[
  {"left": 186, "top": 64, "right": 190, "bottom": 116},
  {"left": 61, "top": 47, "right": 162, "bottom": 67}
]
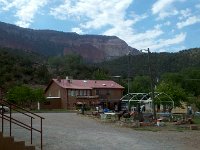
[
  {"left": 68, "top": 89, "right": 75, "bottom": 96},
  {"left": 76, "top": 90, "right": 79, "bottom": 96},
  {"left": 84, "top": 90, "right": 87, "bottom": 96},
  {"left": 71, "top": 90, "right": 75, "bottom": 96},
  {"left": 96, "top": 90, "right": 99, "bottom": 95},
  {"left": 87, "top": 90, "right": 91, "bottom": 96},
  {"left": 80, "top": 90, "right": 83, "bottom": 96},
  {"left": 68, "top": 90, "right": 71, "bottom": 96}
]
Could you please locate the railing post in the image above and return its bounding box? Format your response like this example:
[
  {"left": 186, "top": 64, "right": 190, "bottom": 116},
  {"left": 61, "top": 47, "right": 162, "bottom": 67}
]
[
  {"left": 10, "top": 104, "right": 12, "bottom": 137},
  {"left": 1, "top": 104, "right": 4, "bottom": 134},
  {"left": 31, "top": 117, "right": 33, "bottom": 144},
  {"left": 41, "top": 118, "right": 43, "bottom": 150}
]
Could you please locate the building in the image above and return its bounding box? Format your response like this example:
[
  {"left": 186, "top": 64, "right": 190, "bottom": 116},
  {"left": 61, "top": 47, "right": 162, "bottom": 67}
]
[{"left": 42, "top": 77, "right": 124, "bottom": 110}]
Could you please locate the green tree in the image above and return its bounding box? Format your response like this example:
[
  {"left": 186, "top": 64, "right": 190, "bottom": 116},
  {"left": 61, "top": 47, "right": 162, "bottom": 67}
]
[
  {"left": 48, "top": 54, "right": 95, "bottom": 79},
  {"left": 92, "top": 69, "right": 110, "bottom": 80},
  {"left": 6, "top": 85, "right": 31, "bottom": 105},
  {"left": 161, "top": 72, "right": 184, "bottom": 84},
  {"left": 34, "top": 65, "right": 51, "bottom": 84},
  {"left": 31, "top": 88, "right": 46, "bottom": 103},
  {"left": 156, "top": 81, "right": 188, "bottom": 108},
  {"left": 6, "top": 85, "right": 45, "bottom": 108},
  {"left": 131, "top": 76, "right": 151, "bottom": 93},
  {"left": 181, "top": 68, "right": 200, "bottom": 110},
  {"left": 181, "top": 68, "right": 200, "bottom": 97}
]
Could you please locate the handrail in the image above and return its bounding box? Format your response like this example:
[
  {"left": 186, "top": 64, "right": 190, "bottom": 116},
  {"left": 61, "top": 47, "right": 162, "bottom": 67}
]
[
  {"left": 0, "top": 115, "right": 40, "bottom": 132},
  {"left": 11, "top": 108, "right": 35, "bottom": 119},
  {"left": 1, "top": 115, "right": 32, "bottom": 131},
  {"left": 2, "top": 100, "right": 44, "bottom": 119},
  {"left": 0, "top": 99, "right": 45, "bottom": 150}
]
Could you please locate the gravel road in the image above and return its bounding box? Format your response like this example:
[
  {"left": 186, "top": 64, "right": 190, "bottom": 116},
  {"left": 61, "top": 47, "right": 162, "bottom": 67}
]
[{"left": 2, "top": 113, "right": 200, "bottom": 150}]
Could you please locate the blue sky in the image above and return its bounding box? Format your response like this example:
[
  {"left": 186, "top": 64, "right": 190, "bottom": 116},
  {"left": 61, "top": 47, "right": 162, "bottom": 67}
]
[{"left": 0, "top": 0, "right": 200, "bottom": 52}]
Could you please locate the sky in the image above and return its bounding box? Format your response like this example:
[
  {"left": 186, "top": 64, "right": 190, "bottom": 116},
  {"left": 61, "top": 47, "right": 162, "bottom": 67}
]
[{"left": 0, "top": 0, "right": 200, "bottom": 52}]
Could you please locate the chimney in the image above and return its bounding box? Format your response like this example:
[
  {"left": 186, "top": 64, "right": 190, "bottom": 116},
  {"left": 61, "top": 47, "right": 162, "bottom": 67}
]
[{"left": 57, "top": 76, "right": 61, "bottom": 82}]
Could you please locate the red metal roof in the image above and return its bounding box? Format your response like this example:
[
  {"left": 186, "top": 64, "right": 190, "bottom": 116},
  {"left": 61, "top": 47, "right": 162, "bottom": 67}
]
[{"left": 53, "top": 79, "right": 124, "bottom": 90}]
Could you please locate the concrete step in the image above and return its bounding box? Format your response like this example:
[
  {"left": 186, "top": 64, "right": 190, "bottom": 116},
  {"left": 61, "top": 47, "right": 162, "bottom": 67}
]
[
  {"left": 14, "top": 141, "right": 26, "bottom": 150},
  {"left": 0, "top": 132, "right": 3, "bottom": 143},
  {"left": 0, "top": 131, "right": 3, "bottom": 137},
  {"left": 2, "top": 136, "right": 14, "bottom": 144},
  {"left": 0, "top": 132, "right": 36, "bottom": 150},
  {"left": 0, "top": 136, "right": 14, "bottom": 150}
]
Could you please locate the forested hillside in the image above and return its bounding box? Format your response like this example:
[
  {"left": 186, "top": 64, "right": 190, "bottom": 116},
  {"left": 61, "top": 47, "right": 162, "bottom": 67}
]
[
  {"left": 0, "top": 48, "right": 50, "bottom": 90},
  {"left": 0, "top": 47, "right": 199, "bottom": 99},
  {"left": 0, "top": 47, "right": 107, "bottom": 96},
  {"left": 99, "top": 48, "right": 200, "bottom": 78}
]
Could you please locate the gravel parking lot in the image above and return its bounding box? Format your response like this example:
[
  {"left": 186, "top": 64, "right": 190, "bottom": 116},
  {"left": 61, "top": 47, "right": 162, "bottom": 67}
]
[{"left": 2, "top": 113, "right": 200, "bottom": 150}]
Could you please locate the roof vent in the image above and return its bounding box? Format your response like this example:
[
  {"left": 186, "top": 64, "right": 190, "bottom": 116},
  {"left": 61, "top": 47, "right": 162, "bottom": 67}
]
[
  {"left": 102, "top": 84, "right": 106, "bottom": 86},
  {"left": 83, "top": 80, "right": 87, "bottom": 83},
  {"left": 68, "top": 79, "right": 72, "bottom": 84}
]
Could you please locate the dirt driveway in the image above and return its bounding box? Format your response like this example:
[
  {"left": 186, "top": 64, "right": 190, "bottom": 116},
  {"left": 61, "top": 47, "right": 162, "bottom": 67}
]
[{"left": 3, "top": 113, "right": 200, "bottom": 150}]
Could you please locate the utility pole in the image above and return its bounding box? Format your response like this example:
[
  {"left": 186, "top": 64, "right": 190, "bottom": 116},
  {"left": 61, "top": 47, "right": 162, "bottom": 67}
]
[
  {"left": 128, "top": 50, "right": 131, "bottom": 94},
  {"left": 141, "top": 48, "right": 156, "bottom": 119},
  {"left": 147, "top": 48, "right": 156, "bottom": 119}
]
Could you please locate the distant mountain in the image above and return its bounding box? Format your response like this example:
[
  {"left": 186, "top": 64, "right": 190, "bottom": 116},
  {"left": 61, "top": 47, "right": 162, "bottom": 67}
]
[{"left": 0, "top": 21, "right": 139, "bottom": 62}]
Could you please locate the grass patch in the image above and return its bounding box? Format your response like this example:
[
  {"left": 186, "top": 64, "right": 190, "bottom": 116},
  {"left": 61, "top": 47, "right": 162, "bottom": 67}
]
[
  {"left": 134, "top": 127, "right": 161, "bottom": 132},
  {"left": 194, "top": 116, "right": 200, "bottom": 124},
  {"left": 29, "top": 109, "right": 76, "bottom": 113},
  {"left": 175, "top": 127, "right": 184, "bottom": 132}
]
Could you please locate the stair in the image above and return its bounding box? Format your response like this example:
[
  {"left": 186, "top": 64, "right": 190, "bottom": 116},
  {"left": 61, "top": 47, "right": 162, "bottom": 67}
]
[{"left": 0, "top": 132, "right": 35, "bottom": 150}]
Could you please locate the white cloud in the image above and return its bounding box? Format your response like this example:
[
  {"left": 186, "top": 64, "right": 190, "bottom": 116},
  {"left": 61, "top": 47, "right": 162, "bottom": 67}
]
[
  {"left": 71, "top": 27, "right": 84, "bottom": 34},
  {"left": 106, "top": 25, "right": 186, "bottom": 52},
  {"left": 152, "top": 0, "right": 177, "bottom": 19},
  {"left": 50, "top": 0, "right": 134, "bottom": 30},
  {"left": 152, "top": 0, "right": 174, "bottom": 15},
  {"left": 179, "top": 8, "right": 192, "bottom": 20},
  {"left": 150, "top": 33, "right": 186, "bottom": 50},
  {"left": 116, "top": 25, "right": 186, "bottom": 52},
  {"left": 177, "top": 16, "right": 200, "bottom": 29},
  {"left": 152, "top": 0, "right": 175, "bottom": 15},
  {"left": 0, "top": 0, "right": 48, "bottom": 27},
  {"left": 151, "top": 0, "right": 185, "bottom": 19},
  {"left": 154, "top": 21, "right": 171, "bottom": 29},
  {"left": 196, "top": 3, "right": 200, "bottom": 9},
  {"left": 0, "top": 0, "right": 8, "bottom": 6},
  {"left": 164, "top": 21, "right": 171, "bottom": 26}
]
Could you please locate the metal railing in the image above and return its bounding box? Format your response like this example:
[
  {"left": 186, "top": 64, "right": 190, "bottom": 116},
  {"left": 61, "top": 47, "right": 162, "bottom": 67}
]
[{"left": 0, "top": 100, "right": 45, "bottom": 150}]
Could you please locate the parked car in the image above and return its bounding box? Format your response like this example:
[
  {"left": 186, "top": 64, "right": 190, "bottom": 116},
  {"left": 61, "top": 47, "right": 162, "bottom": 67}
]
[
  {"left": 195, "top": 111, "right": 200, "bottom": 117},
  {"left": 0, "top": 105, "right": 10, "bottom": 113}
]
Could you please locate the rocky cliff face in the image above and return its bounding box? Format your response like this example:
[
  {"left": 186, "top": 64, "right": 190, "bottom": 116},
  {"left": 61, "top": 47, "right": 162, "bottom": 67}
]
[{"left": 0, "top": 21, "right": 139, "bottom": 62}]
